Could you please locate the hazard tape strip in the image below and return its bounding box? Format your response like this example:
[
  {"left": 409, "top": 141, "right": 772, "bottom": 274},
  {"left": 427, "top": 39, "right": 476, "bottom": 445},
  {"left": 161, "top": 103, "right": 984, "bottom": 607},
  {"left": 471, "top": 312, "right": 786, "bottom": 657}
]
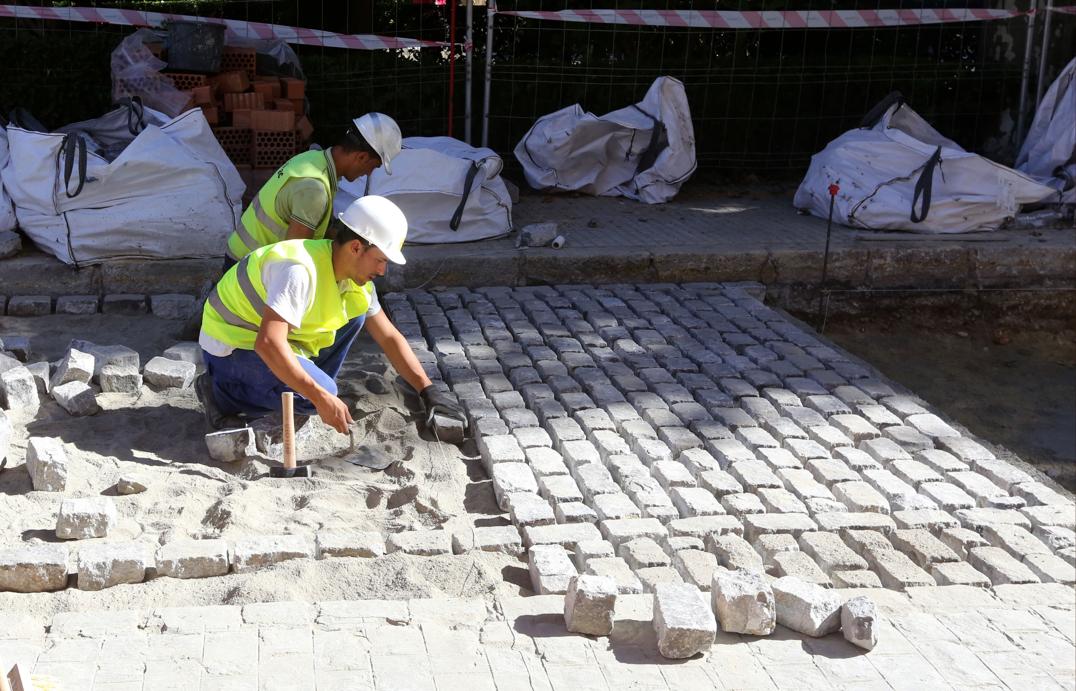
[
  {"left": 1049, "top": 5, "right": 1076, "bottom": 14},
  {"left": 496, "top": 8, "right": 1029, "bottom": 29},
  {"left": 0, "top": 4, "right": 445, "bottom": 50}
]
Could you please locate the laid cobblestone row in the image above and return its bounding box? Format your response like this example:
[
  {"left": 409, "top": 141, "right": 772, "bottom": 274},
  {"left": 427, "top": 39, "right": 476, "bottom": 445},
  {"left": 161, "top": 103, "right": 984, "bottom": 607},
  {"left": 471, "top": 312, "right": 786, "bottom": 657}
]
[{"left": 383, "top": 283, "right": 1075, "bottom": 601}]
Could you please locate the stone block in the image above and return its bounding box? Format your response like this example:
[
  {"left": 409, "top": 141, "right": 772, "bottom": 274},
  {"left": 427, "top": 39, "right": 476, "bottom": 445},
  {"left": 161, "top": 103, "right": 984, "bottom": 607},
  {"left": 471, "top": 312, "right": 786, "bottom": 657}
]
[
  {"left": 743, "top": 513, "right": 818, "bottom": 542},
  {"left": 981, "top": 524, "right": 1050, "bottom": 560},
  {"left": 76, "top": 542, "right": 152, "bottom": 591},
  {"left": 772, "top": 576, "right": 842, "bottom": 637},
  {"left": 937, "top": 527, "right": 989, "bottom": 560},
  {"left": 1023, "top": 552, "right": 1076, "bottom": 584},
  {"left": 1033, "top": 525, "right": 1075, "bottom": 552},
  {"left": 831, "top": 570, "right": 883, "bottom": 588},
  {"left": 386, "top": 530, "right": 452, "bottom": 556},
  {"left": 666, "top": 515, "right": 743, "bottom": 541},
  {"left": 637, "top": 566, "right": 684, "bottom": 593},
  {"left": 772, "top": 551, "right": 831, "bottom": 587},
  {"left": 708, "top": 534, "right": 765, "bottom": 572},
  {"left": 491, "top": 462, "right": 538, "bottom": 511},
  {"left": 756, "top": 533, "right": 799, "bottom": 573},
  {"left": 890, "top": 529, "right": 960, "bottom": 568},
  {"left": 672, "top": 549, "right": 719, "bottom": 590},
  {"left": 805, "top": 457, "right": 859, "bottom": 486},
  {"left": 0, "top": 544, "right": 68, "bottom": 592},
  {"left": 756, "top": 488, "right": 809, "bottom": 515},
  {"left": 143, "top": 356, "right": 196, "bottom": 389},
  {"left": 721, "top": 492, "right": 766, "bottom": 517},
  {"left": 697, "top": 469, "right": 743, "bottom": 497},
  {"left": 670, "top": 487, "right": 725, "bottom": 518},
  {"left": 564, "top": 574, "right": 617, "bottom": 635},
  {"left": 522, "top": 522, "right": 602, "bottom": 549},
  {"left": 955, "top": 508, "right": 1032, "bottom": 533},
  {"left": 593, "top": 493, "right": 641, "bottom": 522},
  {"left": 618, "top": 537, "right": 669, "bottom": 569},
  {"left": 905, "top": 413, "right": 960, "bottom": 439},
  {"left": 711, "top": 569, "right": 776, "bottom": 635},
  {"left": 56, "top": 497, "right": 117, "bottom": 539},
  {"left": 316, "top": 532, "right": 386, "bottom": 559},
  {"left": 538, "top": 474, "right": 584, "bottom": 505},
  {"left": 529, "top": 544, "right": 576, "bottom": 594},
  {"left": 572, "top": 540, "right": 616, "bottom": 571},
  {"left": 26, "top": 361, "right": 50, "bottom": 395},
  {"left": 460, "top": 526, "right": 522, "bottom": 556},
  {"left": 56, "top": 295, "right": 99, "bottom": 315},
  {"left": 865, "top": 547, "right": 936, "bottom": 590},
  {"left": 25, "top": 437, "right": 67, "bottom": 492},
  {"left": 599, "top": 518, "right": 667, "bottom": 550},
  {"left": 7, "top": 295, "right": 51, "bottom": 316},
  {"left": 798, "top": 531, "right": 868, "bottom": 571},
  {"left": 930, "top": 561, "right": 992, "bottom": 587},
  {"left": 507, "top": 493, "right": 555, "bottom": 527},
  {"left": 162, "top": 341, "right": 203, "bottom": 365},
  {"left": 156, "top": 539, "right": 231, "bottom": 579},
  {"left": 1012, "top": 481, "right": 1072, "bottom": 507},
  {"left": 205, "top": 427, "right": 256, "bottom": 462},
  {"left": 729, "top": 460, "right": 782, "bottom": 491},
  {"left": 584, "top": 556, "right": 643, "bottom": 594},
  {"left": 230, "top": 535, "right": 315, "bottom": 573},
  {"left": 102, "top": 294, "right": 147, "bottom": 314},
  {"left": 0, "top": 366, "right": 38, "bottom": 410},
  {"left": 814, "top": 512, "right": 896, "bottom": 535},
  {"left": 841, "top": 529, "right": 893, "bottom": 558},
  {"left": 51, "top": 348, "right": 95, "bottom": 389},
  {"left": 1022, "top": 504, "right": 1075, "bottom": 530},
  {"left": 653, "top": 583, "right": 717, "bottom": 659},
  {"left": 478, "top": 434, "right": 526, "bottom": 468},
  {"left": 51, "top": 381, "right": 99, "bottom": 416},
  {"left": 150, "top": 294, "right": 197, "bottom": 320},
  {"left": 841, "top": 596, "right": 877, "bottom": 651},
  {"left": 69, "top": 341, "right": 140, "bottom": 380},
  {"left": 555, "top": 502, "right": 598, "bottom": 524},
  {"left": 919, "top": 482, "right": 976, "bottom": 511},
  {"left": 892, "top": 509, "right": 960, "bottom": 532},
  {"left": 99, "top": 364, "right": 142, "bottom": 393},
  {"left": 967, "top": 546, "right": 1040, "bottom": 585}
]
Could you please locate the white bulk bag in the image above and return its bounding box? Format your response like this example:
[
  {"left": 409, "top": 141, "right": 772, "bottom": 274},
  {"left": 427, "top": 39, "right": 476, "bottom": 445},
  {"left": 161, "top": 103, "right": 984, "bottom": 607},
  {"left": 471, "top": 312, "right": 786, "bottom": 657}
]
[
  {"left": 1016, "top": 57, "right": 1075, "bottom": 205},
  {"left": 0, "top": 125, "right": 16, "bottom": 232},
  {"left": 514, "top": 76, "right": 696, "bottom": 204},
  {"left": 2, "top": 102, "right": 243, "bottom": 265},
  {"left": 336, "top": 136, "right": 512, "bottom": 244},
  {"left": 794, "top": 95, "right": 1055, "bottom": 233}
]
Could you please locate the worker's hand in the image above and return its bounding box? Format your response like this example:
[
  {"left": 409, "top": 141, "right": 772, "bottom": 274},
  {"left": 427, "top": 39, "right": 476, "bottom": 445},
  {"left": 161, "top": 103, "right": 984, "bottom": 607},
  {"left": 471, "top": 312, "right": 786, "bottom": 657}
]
[
  {"left": 313, "top": 391, "right": 353, "bottom": 434},
  {"left": 419, "top": 385, "right": 465, "bottom": 422}
]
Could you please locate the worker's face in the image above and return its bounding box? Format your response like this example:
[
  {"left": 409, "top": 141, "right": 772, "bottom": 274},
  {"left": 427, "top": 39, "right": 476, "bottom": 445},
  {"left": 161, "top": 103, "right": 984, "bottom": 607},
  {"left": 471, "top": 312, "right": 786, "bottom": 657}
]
[
  {"left": 341, "top": 151, "right": 382, "bottom": 182},
  {"left": 348, "top": 241, "right": 389, "bottom": 284}
]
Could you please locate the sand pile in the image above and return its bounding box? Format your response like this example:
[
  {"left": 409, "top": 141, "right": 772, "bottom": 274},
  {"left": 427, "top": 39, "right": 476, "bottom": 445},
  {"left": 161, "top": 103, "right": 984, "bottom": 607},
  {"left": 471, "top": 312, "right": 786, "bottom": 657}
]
[{"left": 0, "top": 314, "right": 518, "bottom": 619}]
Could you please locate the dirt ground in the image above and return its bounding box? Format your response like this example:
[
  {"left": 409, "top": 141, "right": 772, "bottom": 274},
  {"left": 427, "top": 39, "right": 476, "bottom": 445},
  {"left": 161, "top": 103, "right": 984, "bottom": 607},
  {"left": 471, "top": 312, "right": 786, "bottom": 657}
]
[
  {"left": 0, "top": 314, "right": 521, "bottom": 620},
  {"left": 808, "top": 305, "right": 1076, "bottom": 492}
]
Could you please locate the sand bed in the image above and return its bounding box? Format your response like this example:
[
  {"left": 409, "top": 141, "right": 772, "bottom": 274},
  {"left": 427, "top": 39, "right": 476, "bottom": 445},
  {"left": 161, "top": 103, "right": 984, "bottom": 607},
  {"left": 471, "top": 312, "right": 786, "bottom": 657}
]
[{"left": 0, "top": 314, "right": 519, "bottom": 619}]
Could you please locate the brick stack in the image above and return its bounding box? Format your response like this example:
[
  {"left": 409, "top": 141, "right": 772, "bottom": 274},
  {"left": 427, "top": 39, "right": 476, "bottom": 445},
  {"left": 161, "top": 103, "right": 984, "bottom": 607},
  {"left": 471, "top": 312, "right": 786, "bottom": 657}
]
[{"left": 162, "top": 46, "right": 314, "bottom": 196}]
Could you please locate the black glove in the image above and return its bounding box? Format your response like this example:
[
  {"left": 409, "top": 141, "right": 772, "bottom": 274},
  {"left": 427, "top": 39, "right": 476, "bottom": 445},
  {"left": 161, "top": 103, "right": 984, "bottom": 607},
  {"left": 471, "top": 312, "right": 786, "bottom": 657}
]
[{"left": 419, "top": 385, "right": 465, "bottom": 422}]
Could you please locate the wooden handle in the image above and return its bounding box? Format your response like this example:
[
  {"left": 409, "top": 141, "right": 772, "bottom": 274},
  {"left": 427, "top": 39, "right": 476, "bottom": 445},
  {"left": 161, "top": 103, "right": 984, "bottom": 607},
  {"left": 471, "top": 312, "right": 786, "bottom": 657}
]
[{"left": 282, "top": 391, "right": 296, "bottom": 470}]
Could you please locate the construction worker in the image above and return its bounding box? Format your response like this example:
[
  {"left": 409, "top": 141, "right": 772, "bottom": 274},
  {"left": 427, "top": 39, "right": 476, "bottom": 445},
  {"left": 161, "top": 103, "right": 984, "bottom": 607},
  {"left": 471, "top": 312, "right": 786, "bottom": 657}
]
[
  {"left": 180, "top": 113, "right": 402, "bottom": 340},
  {"left": 196, "top": 195, "right": 464, "bottom": 476},
  {"left": 224, "top": 112, "right": 403, "bottom": 269}
]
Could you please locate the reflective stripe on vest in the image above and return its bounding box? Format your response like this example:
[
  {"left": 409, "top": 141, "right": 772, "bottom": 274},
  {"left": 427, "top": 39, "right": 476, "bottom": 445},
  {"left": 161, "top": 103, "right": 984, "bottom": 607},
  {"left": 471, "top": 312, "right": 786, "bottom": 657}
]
[
  {"left": 202, "top": 239, "right": 373, "bottom": 358},
  {"left": 226, "top": 150, "right": 334, "bottom": 261}
]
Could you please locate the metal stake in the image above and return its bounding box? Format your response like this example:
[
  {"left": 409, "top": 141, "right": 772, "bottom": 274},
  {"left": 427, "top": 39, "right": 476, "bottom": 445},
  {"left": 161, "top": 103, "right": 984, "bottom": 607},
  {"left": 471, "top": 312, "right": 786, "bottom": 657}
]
[{"left": 817, "top": 183, "right": 839, "bottom": 326}]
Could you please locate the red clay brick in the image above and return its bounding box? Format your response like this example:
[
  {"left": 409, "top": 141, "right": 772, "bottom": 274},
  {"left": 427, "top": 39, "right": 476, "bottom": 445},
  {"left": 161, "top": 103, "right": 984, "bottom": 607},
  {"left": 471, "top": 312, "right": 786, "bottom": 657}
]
[
  {"left": 280, "top": 78, "right": 305, "bottom": 99},
  {"left": 213, "top": 70, "right": 250, "bottom": 94},
  {"left": 251, "top": 110, "right": 295, "bottom": 132}
]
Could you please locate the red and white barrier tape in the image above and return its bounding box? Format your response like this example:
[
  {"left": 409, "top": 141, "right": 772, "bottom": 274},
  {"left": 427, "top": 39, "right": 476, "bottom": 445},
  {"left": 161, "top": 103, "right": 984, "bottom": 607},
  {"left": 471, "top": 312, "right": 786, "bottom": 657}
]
[
  {"left": 496, "top": 8, "right": 1029, "bottom": 29},
  {"left": 0, "top": 4, "right": 445, "bottom": 50},
  {"left": 1049, "top": 5, "right": 1076, "bottom": 14}
]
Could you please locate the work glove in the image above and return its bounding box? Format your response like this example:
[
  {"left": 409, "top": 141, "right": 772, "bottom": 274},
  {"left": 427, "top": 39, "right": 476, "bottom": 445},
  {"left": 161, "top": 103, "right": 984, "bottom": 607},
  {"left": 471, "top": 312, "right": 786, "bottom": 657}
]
[{"left": 419, "top": 385, "right": 466, "bottom": 423}]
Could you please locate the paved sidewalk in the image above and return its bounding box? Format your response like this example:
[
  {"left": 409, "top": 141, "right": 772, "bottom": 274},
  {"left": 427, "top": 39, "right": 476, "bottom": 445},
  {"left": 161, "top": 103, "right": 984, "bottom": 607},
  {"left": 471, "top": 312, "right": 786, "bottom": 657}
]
[
  {"left": 0, "top": 185, "right": 1071, "bottom": 298},
  {"left": 1, "top": 584, "right": 1073, "bottom": 690}
]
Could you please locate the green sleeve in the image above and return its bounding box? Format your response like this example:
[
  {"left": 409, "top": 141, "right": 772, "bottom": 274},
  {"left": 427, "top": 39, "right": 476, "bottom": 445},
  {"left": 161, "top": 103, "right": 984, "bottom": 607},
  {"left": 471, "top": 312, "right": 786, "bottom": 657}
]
[{"left": 275, "top": 178, "right": 331, "bottom": 233}]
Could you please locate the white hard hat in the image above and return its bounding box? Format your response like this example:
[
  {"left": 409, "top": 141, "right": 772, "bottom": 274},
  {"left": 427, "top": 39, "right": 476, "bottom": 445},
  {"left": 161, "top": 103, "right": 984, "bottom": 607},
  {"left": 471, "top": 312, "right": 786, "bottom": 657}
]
[
  {"left": 351, "top": 112, "right": 402, "bottom": 175},
  {"left": 336, "top": 195, "right": 408, "bottom": 265}
]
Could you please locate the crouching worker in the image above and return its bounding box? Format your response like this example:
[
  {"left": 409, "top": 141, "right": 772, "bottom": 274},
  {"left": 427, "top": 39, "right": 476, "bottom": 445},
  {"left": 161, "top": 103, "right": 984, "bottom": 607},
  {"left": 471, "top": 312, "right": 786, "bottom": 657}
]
[{"left": 195, "top": 195, "right": 465, "bottom": 477}]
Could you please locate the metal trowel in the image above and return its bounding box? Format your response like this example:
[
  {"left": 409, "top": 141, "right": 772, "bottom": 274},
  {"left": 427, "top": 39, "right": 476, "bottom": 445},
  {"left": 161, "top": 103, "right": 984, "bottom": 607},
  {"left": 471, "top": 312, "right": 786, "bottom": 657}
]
[{"left": 341, "top": 424, "right": 394, "bottom": 470}]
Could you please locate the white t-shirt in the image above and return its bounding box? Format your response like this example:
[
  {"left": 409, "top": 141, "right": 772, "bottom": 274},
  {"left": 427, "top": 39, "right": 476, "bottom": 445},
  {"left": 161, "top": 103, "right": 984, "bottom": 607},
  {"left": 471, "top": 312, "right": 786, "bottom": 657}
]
[{"left": 200, "top": 261, "right": 380, "bottom": 357}]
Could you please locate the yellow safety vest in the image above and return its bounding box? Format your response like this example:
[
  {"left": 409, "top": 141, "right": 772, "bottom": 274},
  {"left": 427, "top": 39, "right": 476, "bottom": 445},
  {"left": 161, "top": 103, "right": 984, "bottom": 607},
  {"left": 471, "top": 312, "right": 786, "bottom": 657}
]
[
  {"left": 226, "top": 150, "right": 335, "bottom": 261},
  {"left": 202, "top": 239, "right": 373, "bottom": 359}
]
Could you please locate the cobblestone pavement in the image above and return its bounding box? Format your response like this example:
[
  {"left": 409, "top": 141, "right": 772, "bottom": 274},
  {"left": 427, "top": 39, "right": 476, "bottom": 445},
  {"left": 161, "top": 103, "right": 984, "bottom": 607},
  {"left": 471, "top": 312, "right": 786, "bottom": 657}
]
[
  {"left": 1, "top": 586, "right": 1073, "bottom": 690},
  {"left": 388, "top": 282, "right": 1075, "bottom": 595}
]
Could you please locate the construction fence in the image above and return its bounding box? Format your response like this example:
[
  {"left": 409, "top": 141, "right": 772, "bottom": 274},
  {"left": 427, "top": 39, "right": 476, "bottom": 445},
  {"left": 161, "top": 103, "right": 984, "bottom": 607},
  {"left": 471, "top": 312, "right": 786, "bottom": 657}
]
[{"left": 0, "top": 1, "right": 1072, "bottom": 181}]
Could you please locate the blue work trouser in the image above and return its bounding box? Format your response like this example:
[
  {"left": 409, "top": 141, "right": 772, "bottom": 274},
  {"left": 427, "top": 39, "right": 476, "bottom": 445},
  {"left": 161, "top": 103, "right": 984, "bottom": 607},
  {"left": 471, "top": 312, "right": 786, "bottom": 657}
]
[{"left": 202, "top": 315, "right": 365, "bottom": 418}]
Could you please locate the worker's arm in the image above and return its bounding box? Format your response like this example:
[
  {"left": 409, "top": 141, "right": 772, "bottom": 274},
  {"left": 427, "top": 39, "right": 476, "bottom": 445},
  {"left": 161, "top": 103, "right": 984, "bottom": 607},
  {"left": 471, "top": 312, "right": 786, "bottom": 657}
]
[
  {"left": 365, "top": 310, "right": 432, "bottom": 394},
  {"left": 253, "top": 308, "right": 353, "bottom": 433},
  {"left": 284, "top": 219, "right": 315, "bottom": 242}
]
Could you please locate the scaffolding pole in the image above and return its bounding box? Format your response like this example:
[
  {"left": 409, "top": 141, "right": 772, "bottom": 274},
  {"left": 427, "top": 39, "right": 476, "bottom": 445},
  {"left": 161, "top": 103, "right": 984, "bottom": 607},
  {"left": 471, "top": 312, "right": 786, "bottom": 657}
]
[
  {"left": 465, "top": 0, "right": 474, "bottom": 144},
  {"left": 1015, "top": 3, "right": 1038, "bottom": 148},
  {"left": 1035, "top": 0, "right": 1055, "bottom": 110},
  {"left": 482, "top": 0, "right": 496, "bottom": 148}
]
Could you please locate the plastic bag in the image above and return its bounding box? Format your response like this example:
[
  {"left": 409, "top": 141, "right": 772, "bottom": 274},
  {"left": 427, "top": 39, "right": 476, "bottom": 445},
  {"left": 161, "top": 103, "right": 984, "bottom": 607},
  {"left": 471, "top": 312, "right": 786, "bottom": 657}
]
[{"left": 111, "top": 29, "right": 191, "bottom": 117}]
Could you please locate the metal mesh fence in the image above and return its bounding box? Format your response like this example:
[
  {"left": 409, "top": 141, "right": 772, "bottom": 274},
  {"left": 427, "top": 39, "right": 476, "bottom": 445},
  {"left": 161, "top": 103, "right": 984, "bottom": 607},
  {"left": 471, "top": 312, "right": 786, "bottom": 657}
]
[{"left": 0, "top": 1, "right": 1071, "bottom": 183}]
